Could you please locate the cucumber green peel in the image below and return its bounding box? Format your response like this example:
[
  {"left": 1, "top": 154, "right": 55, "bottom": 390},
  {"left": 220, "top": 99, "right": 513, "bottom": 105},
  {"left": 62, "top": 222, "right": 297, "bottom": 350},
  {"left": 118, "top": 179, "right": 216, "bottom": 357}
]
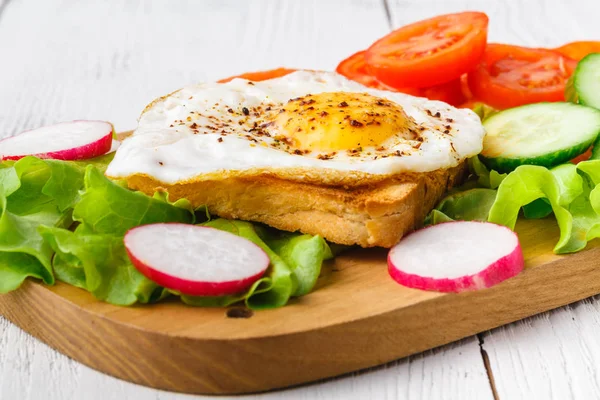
[
  {"left": 480, "top": 102, "right": 600, "bottom": 173},
  {"left": 566, "top": 53, "right": 600, "bottom": 110}
]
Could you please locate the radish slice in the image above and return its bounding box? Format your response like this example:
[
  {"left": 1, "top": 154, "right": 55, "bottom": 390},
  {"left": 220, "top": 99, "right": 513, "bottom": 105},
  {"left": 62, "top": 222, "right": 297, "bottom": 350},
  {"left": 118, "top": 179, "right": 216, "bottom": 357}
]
[
  {"left": 124, "top": 223, "right": 270, "bottom": 296},
  {"left": 387, "top": 221, "right": 524, "bottom": 293},
  {"left": 0, "top": 120, "right": 113, "bottom": 161}
]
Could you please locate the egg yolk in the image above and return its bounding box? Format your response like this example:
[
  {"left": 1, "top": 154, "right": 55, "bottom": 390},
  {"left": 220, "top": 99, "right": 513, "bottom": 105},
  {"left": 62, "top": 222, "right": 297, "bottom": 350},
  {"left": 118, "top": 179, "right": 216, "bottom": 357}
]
[{"left": 272, "top": 92, "right": 415, "bottom": 152}]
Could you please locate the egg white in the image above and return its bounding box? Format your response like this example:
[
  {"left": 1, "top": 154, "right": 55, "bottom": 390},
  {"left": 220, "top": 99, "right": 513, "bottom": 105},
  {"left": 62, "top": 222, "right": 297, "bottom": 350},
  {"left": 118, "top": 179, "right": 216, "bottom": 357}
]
[{"left": 106, "top": 71, "right": 485, "bottom": 186}]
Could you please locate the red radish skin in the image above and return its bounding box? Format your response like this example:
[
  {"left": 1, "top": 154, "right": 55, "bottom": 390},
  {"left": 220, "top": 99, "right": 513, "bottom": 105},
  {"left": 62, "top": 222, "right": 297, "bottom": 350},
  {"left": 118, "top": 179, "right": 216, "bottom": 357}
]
[
  {"left": 0, "top": 120, "right": 114, "bottom": 161},
  {"left": 124, "top": 223, "right": 270, "bottom": 297},
  {"left": 130, "top": 258, "right": 267, "bottom": 297},
  {"left": 387, "top": 221, "right": 524, "bottom": 293}
]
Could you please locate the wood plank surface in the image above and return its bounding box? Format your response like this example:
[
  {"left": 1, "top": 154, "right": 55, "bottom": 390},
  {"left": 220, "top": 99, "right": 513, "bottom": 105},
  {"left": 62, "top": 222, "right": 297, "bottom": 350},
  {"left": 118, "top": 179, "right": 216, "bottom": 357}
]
[
  {"left": 0, "top": 217, "right": 598, "bottom": 394},
  {"left": 0, "top": 0, "right": 494, "bottom": 398},
  {"left": 2, "top": 0, "right": 600, "bottom": 398},
  {"left": 390, "top": 1, "right": 600, "bottom": 398}
]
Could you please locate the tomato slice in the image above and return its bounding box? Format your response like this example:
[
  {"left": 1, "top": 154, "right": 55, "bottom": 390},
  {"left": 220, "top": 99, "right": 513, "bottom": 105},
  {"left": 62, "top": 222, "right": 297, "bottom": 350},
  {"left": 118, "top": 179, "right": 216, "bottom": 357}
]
[
  {"left": 460, "top": 73, "right": 473, "bottom": 100},
  {"left": 554, "top": 41, "right": 600, "bottom": 61},
  {"left": 421, "top": 77, "right": 468, "bottom": 106},
  {"left": 218, "top": 68, "right": 296, "bottom": 83},
  {"left": 571, "top": 147, "right": 592, "bottom": 164},
  {"left": 467, "top": 44, "right": 577, "bottom": 109},
  {"left": 337, "top": 51, "right": 468, "bottom": 105},
  {"left": 336, "top": 51, "right": 390, "bottom": 89},
  {"left": 365, "top": 12, "right": 488, "bottom": 88},
  {"left": 336, "top": 50, "right": 421, "bottom": 95}
]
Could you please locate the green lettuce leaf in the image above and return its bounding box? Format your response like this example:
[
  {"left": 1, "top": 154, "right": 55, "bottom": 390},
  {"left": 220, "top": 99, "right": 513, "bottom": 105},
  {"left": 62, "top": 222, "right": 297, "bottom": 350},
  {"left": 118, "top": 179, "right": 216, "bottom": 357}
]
[
  {"left": 4, "top": 157, "right": 53, "bottom": 215},
  {"left": 72, "top": 152, "right": 114, "bottom": 173},
  {"left": 424, "top": 188, "right": 496, "bottom": 224},
  {"left": 0, "top": 252, "right": 50, "bottom": 293},
  {"left": 0, "top": 157, "right": 85, "bottom": 292},
  {"left": 520, "top": 164, "right": 581, "bottom": 219},
  {"left": 488, "top": 166, "right": 571, "bottom": 231},
  {"left": 0, "top": 154, "right": 177, "bottom": 294},
  {"left": 39, "top": 226, "right": 160, "bottom": 305},
  {"left": 42, "top": 160, "right": 86, "bottom": 211},
  {"left": 261, "top": 230, "right": 333, "bottom": 296},
  {"left": 522, "top": 198, "right": 553, "bottom": 219},
  {"left": 0, "top": 155, "right": 333, "bottom": 309},
  {"left": 426, "top": 159, "right": 600, "bottom": 254},
  {"left": 485, "top": 163, "right": 600, "bottom": 253},
  {"left": 73, "top": 167, "right": 193, "bottom": 235},
  {"left": 564, "top": 160, "right": 600, "bottom": 252},
  {"left": 552, "top": 163, "right": 584, "bottom": 205},
  {"left": 468, "top": 156, "right": 507, "bottom": 189},
  {"left": 0, "top": 198, "right": 61, "bottom": 291}
]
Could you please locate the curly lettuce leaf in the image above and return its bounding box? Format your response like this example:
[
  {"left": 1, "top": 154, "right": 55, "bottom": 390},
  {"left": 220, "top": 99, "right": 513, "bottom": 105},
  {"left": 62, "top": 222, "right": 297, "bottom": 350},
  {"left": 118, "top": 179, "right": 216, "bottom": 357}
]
[
  {"left": 4, "top": 157, "right": 53, "bottom": 214},
  {"left": 468, "top": 156, "right": 507, "bottom": 190},
  {"left": 488, "top": 166, "right": 575, "bottom": 251},
  {"left": 427, "top": 159, "right": 600, "bottom": 254},
  {"left": 42, "top": 160, "right": 86, "bottom": 211},
  {"left": 565, "top": 160, "right": 600, "bottom": 251},
  {"left": 73, "top": 167, "right": 193, "bottom": 235},
  {"left": 0, "top": 155, "right": 164, "bottom": 294},
  {"left": 39, "top": 226, "right": 160, "bottom": 305},
  {"left": 1, "top": 156, "right": 333, "bottom": 309},
  {"left": 552, "top": 163, "right": 585, "bottom": 205},
  {"left": 0, "top": 252, "right": 51, "bottom": 293},
  {"left": 72, "top": 152, "right": 114, "bottom": 173},
  {"left": 424, "top": 188, "right": 497, "bottom": 224},
  {"left": 521, "top": 164, "right": 582, "bottom": 219},
  {"left": 522, "top": 198, "right": 553, "bottom": 219},
  {"left": 486, "top": 163, "right": 600, "bottom": 254},
  {"left": 0, "top": 199, "right": 59, "bottom": 291},
  {"left": 0, "top": 157, "right": 86, "bottom": 292},
  {"left": 261, "top": 231, "right": 333, "bottom": 296},
  {"left": 39, "top": 216, "right": 331, "bottom": 309}
]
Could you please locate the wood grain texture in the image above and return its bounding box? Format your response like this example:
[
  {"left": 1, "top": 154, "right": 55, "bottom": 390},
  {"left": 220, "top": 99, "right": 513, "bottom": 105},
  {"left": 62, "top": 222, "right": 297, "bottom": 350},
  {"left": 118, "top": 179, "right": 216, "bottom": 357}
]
[
  {"left": 0, "top": 0, "right": 494, "bottom": 398},
  {"left": 391, "top": 1, "right": 600, "bottom": 398},
  {"left": 0, "top": 316, "right": 490, "bottom": 400},
  {"left": 0, "top": 0, "right": 392, "bottom": 137},
  {"left": 0, "top": 217, "right": 597, "bottom": 394},
  {"left": 3, "top": 0, "right": 600, "bottom": 398},
  {"left": 481, "top": 304, "right": 600, "bottom": 400}
]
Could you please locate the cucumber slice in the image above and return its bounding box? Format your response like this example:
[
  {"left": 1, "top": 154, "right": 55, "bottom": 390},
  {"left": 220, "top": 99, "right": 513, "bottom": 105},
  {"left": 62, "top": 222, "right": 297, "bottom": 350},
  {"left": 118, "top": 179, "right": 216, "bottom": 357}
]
[
  {"left": 566, "top": 53, "right": 600, "bottom": 110},
  {"left": 480, "top": 102, "right": 600, "bottom": 172}
]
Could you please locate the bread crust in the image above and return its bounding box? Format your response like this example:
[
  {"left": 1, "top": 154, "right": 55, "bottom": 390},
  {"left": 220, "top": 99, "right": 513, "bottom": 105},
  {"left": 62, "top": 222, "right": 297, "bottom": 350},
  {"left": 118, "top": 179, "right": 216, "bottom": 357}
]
[{"left": 124, "top": 162, "right": 467, "bottom": 248}]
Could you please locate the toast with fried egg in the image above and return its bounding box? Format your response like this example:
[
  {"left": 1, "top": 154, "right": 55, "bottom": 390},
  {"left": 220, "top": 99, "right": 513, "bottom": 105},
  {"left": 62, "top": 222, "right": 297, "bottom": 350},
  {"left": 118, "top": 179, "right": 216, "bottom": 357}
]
[
  {"left": 125, "top": 162, "right": 466, "bottom": 248},
  {"left": 107, "top": 71, "right": 484, "bottom": 248}
]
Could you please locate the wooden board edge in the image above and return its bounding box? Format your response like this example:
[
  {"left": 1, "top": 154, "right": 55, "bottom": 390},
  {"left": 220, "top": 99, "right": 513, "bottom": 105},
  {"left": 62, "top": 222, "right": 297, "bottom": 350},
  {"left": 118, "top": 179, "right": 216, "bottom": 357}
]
[{"left": 1, "top": 244, "right": 600, "bottom": 395}]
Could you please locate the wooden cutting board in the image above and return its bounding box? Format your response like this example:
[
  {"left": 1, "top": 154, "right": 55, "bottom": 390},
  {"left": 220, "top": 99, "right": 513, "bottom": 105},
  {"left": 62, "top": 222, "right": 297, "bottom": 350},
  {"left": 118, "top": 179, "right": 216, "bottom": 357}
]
[{"left": 1, "top": 210, "right": 600, "bottom": 394}]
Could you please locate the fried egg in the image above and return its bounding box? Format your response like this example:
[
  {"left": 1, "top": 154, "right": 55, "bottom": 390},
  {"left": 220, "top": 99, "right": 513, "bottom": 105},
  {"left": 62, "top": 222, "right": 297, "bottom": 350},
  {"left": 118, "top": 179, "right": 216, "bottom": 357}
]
[{"left": 106, "top": 71, "right": 485, "bottom": 186}]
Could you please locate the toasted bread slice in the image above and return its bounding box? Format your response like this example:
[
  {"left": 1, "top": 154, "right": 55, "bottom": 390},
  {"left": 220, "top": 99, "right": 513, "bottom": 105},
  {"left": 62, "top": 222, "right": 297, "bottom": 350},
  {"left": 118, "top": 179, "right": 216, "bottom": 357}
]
[{"left": 124, "top": 162, "right": 466, "bottom": 248}]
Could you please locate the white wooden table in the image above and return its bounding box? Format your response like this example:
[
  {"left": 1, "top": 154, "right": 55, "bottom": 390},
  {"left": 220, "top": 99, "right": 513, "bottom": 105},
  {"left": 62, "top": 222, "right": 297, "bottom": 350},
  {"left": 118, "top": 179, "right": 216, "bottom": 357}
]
[{"left": 1, "top": 0, "right": 600, "bottom": 398}]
